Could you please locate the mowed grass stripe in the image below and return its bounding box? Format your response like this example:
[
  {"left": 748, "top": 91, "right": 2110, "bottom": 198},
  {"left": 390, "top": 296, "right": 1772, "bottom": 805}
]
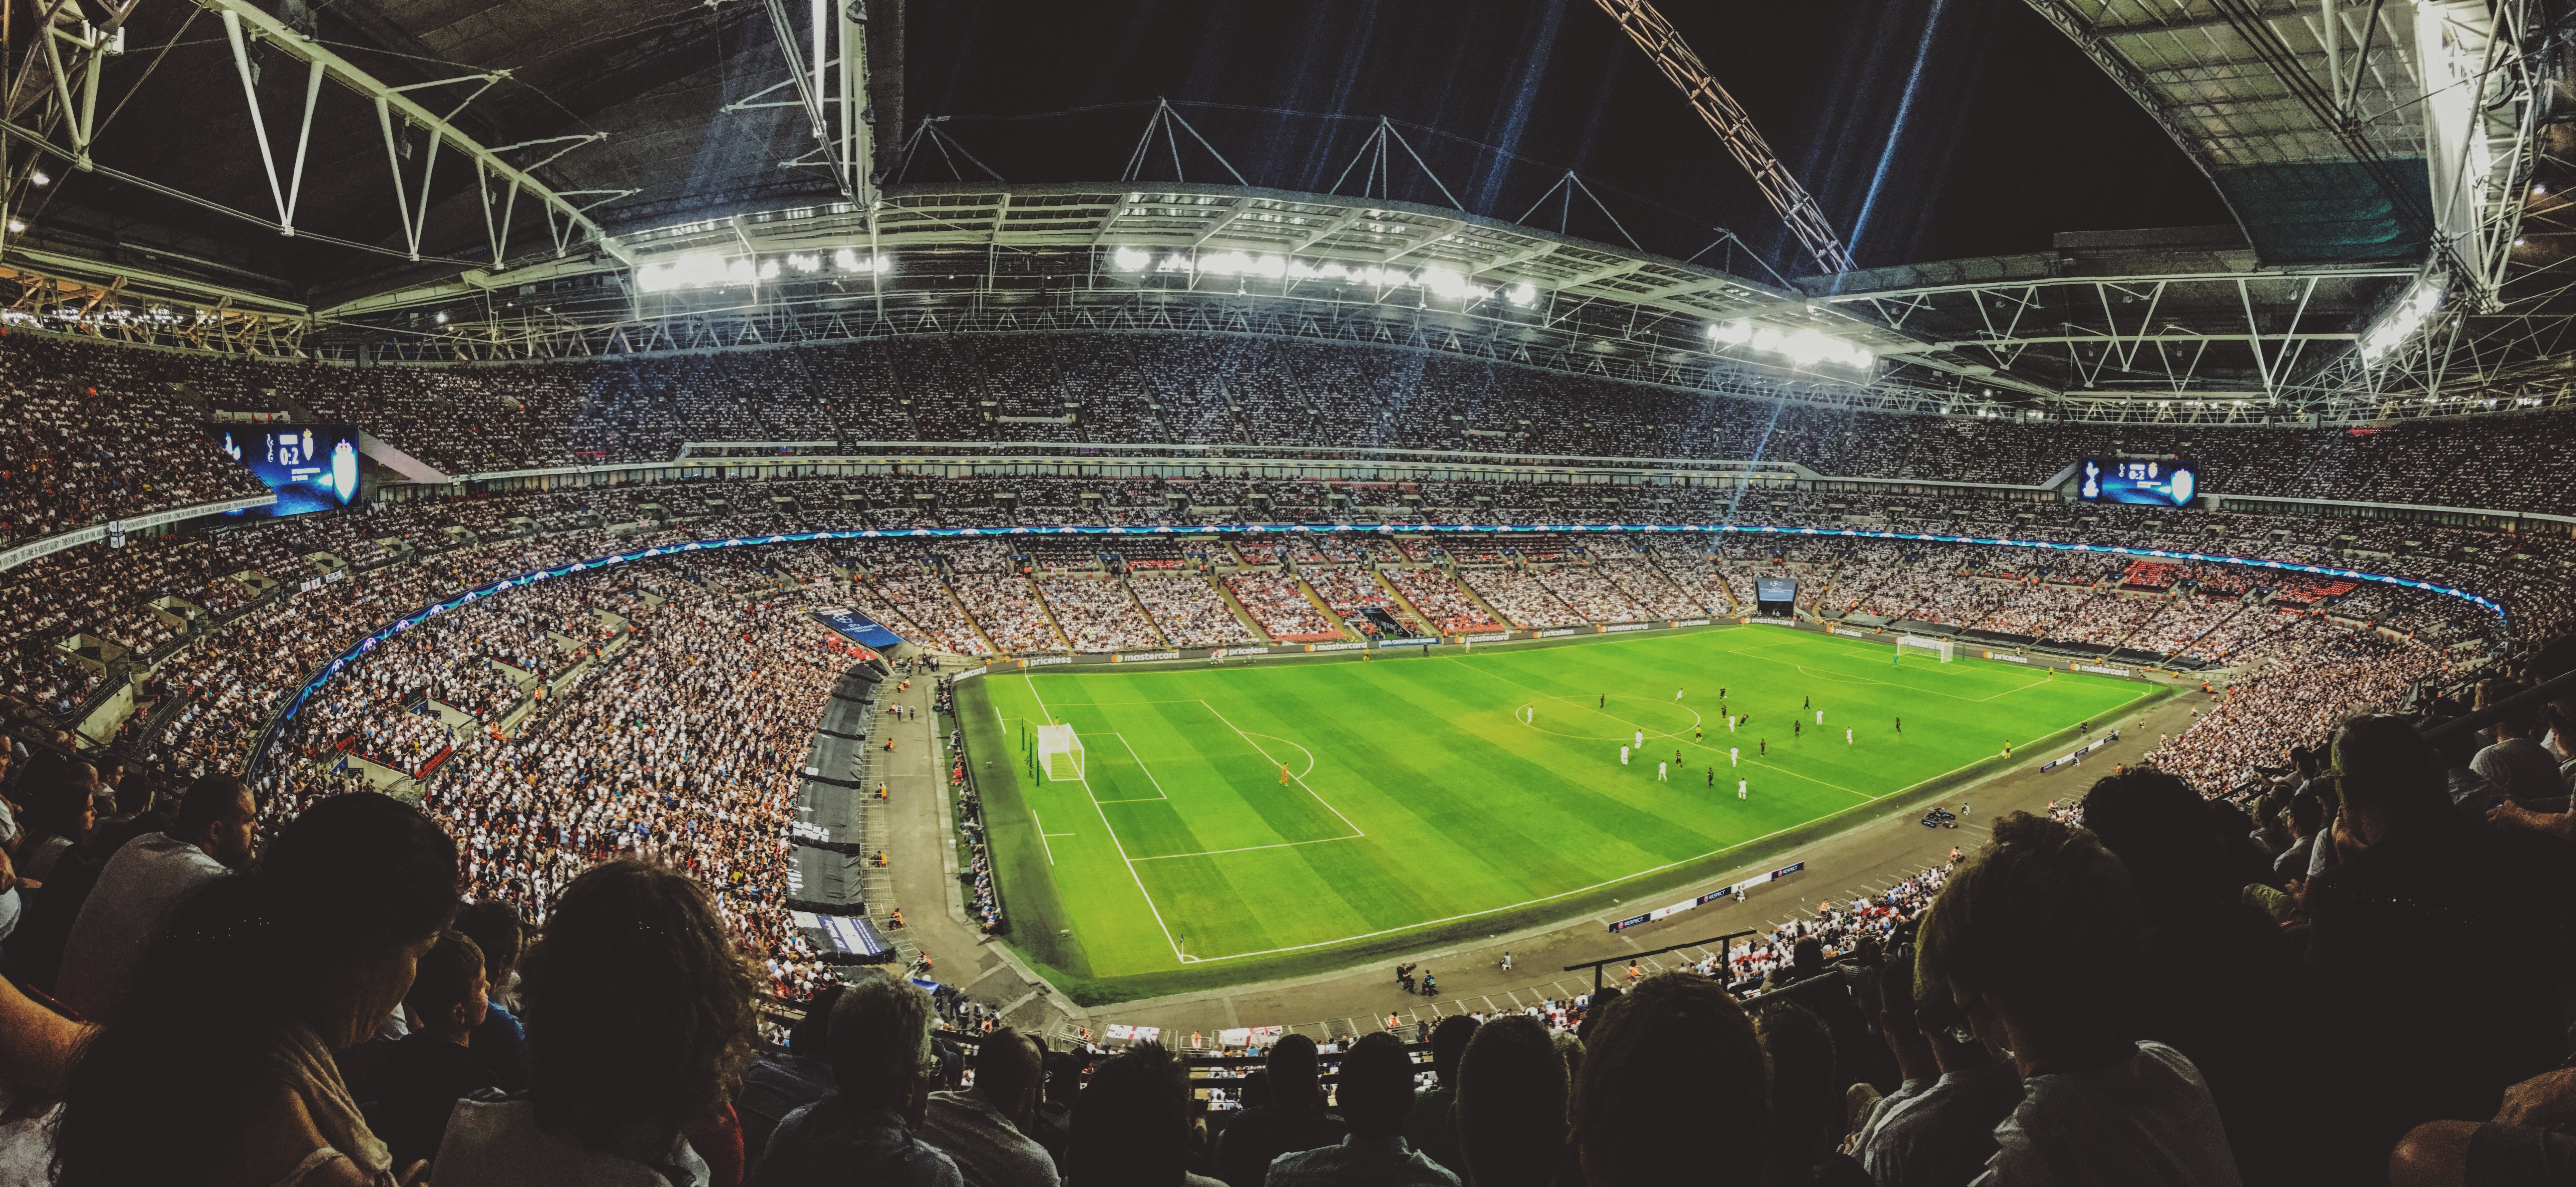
[{"left": 976, "top": 628, "right": 2145, "bottom": 976}]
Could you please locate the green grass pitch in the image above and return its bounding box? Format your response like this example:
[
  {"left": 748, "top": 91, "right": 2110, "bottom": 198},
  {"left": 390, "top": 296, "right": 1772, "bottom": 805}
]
[{"left": 960, "top": 626, "right": 2152, "bottom": 999}]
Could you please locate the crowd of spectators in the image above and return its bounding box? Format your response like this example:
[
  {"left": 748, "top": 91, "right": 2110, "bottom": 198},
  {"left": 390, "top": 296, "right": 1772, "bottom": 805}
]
[
  {"left": 1034, "top": 575, "right": 1162, "bottom": 652},
  {"left": 1386, "top": 567, "right": 1504, "bottom": 635},
  {"left": 1130, "top": 575, "right": 1260, "bottom": 648},
  {"left": 1222, "top": 574, "right": 1343, "bottom": 642},
  {"left": 1458, "top": 569, "right": 1582, "bottom": 631}
]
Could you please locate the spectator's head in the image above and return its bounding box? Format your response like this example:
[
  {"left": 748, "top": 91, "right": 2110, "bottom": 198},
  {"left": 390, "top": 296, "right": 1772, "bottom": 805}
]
[
  {"left": 404, "top": 930, "right": 488, "bottom": 1041},
  {"left": 1916, "top": 812, "right": 2140, "bottom": 1072},
  {"left": 1066, "top": 1042, "right": 1196, "bottom": 1187},
  {"left": 21, "top": 754, "right": 97, "bottom": 842},
  {"left": 1335, "top": 1032, "right": 1416, "bottom": 1140},
  {"left": 1752, "top": 1002, "right": 1841, "bottom": 1175},
  {"left": 1455, "top": 1014, "right": 1565, "bottom": 1187},
  {"left": 261, "top": 792, "right": 461, "bottom": 1049},
  {"left": 1043, "top": 1050, "right": 1084, "bottom": 1107},
  {"left": 1430, "top": 1014, "right": 1479, "bottom": 1086},
  {"left": 826, "top": 969, "right": 938, "bottom": 1119},
  {"left": 2081, "top": 769, "right": 2219, "bottom": 901},
  {"left": 2288, "top": 788, "right": 2323, "bottom": 838},
  {"left": 52, "top": 792, "right": 457, "bottom": 1186},
  {"left": 1790, "top": 937, "right": 1825, "bottom": 980},
  {"left": 2330, "top": 715, "right": 2450, "bottom": 842},
  {"left": 973, "top": 1026, "right": 1046, "bottom": 1127},
  {"left": 1265, "top": 1032, "right": 1323, "bottom": 1110},
  {"left": 1573, "top": 973, "right": 1769, "bottom": 1185},
  {"left": 1574, "top": 985, "right": 1619, "bottom": 1043},
  {"left": 784, "top": 982, "right": 843, "bottom": 1061},
  {"left": 519, "top": 859, "right": 760, "bottom": 1149},
  {"left": 174, "top": 772, "right": 255, "bottom": 868},
  {"left": 450, "top": 899, "right": 525, "bottom": 990}
]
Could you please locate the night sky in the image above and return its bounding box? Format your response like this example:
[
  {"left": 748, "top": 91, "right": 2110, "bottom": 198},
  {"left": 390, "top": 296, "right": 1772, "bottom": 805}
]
[{"left": 903, "top": 0, "right": 2235, "bottom": 277}]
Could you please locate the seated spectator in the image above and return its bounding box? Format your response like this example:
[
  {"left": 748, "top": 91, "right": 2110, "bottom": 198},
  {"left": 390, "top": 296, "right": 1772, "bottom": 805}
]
[
  {"left": 737, "top": 984, "right": 843, "bottom": 1174},
  {"left": 1852, "top": 945, "right": 2019, "bottom": 1187},
  {"left": 54, "top": 772, "right": 256, "bottom": 1025},
  {"left": 449, "top": 899, "right": 529, "bottom": 1092},
  {"left": 1751, "top": 1002, "right": 1870, "bottom": 1186},
  {"left": 1452, "top": 1014, "right": 1566, "bottom": 1187},
  {"left": 1022, "top": 1051, "right": 1083, "bottom": 1170},
  {"left": 2314, "top": 717, "right": 2574, "bottom": 1172},
  {"left": 52, "top": 791, "right": 459, "bottom": 1187},
  {"left": 917, "top": 1025, "right": 1057, "bottom": 1187},
  {"left": 1914, "top": 812, "right": 2241, "bottom": 1186},
  {"left": 434, "top": 859, "right": 764, "bottom": 1187},
  {"left": 1063, "top": 1041, "right": 1222, "bottom": 1187},
  {"left": 744, "top": 968, "right": 960, "bottom": 1187},
  {"left": 13, "top": 753, "right": 96, "bottom": 881},
  {"left": 2473, "top": 707, "right": 2564, "bottom": 803},
  {"left": 1214, "top": 1034, "right": 1346, "bottom": 1186},
  {"left": 369, "top": 930, "right": 498, "bottom": 1170},
  {"left": 1402, "top": 1015, "right": 1477, "bottom": 1177},
  {"left": 1572, "top": 973, "right": 1770, "bottom": 1185},
  {"left": 1264, "top": 1030, "right": 1457, "bottom": 1185}
]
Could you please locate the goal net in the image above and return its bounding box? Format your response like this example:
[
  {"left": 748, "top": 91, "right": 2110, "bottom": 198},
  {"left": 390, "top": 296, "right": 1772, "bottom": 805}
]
[
  {"left": 1895, "top": 635, "right": 1955, "bottom": 663},
  {"left": 1036, "top": 724, "right": 1084, "bottom": 781}
]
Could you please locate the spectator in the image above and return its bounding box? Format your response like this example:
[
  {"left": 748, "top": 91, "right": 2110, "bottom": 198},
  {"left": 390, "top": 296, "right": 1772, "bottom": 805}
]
[
  {"left": 54, "top": 771, "right": 256, "bottom": 1025},
  {"left": 1023, "top": 1051, "right": 1084, "bottom": 1170},
  {"left": 1063, "top": 1042, "right": 1222, "bottom": 1187},
  {"left": 434, "top": 859, "right": 764, "bottom": 1187},
  {"left": 1403, "top": 1015, "right": 1477, "bottom": 1177},
  {"left": 449, "top": 899, "right": 529, "bottom": 1091},
  {"left": 1452, "top": 1015, "right": 1566, "bottom": 1187},
  {"left": 1214, "top": 1034, "right": 1346, "bottom": 1187},
  {"left": 744, "top": 968, "right": 960, "bottom": 1187},
  {"left": 13, "top": 753, "right": 95, "bottom": 882},
  {"left": 1572, "top": 973, "right": 1770, "bottom": 1185},
  {"left": 2473, "top": 706, "right": 2565, "bottom": 804},
  {"left": 2389, "top": 1066, "right": 2576, "bottom": 1187},
  {"left": 917, "top": 1026, "right": 1057, "bottom": 1187},
  {"left": 1852, "top": 945, "right": 2018, "bottom": 1187},
  {"left": 51, "top": 791, "right": 459, "bottom": 1187},
  {"left": 737, "top": 984, "right": 843, "bottom": 1173},
  {"left": 1914, "top": 812, "right": 2240, "bottom": 1186},
  {"left": 1752, "top": 1002, "right": 1871, "bottom": 1186},
  {"left": 2312, "top": 717, "right": 2574, "bottom": 1173},
  {"left": 1263, "top": 1031, "right": 1457, "bottom": 1186},
  {"left": 370, "top": 930, "right": 498, "bottom": 1170}
]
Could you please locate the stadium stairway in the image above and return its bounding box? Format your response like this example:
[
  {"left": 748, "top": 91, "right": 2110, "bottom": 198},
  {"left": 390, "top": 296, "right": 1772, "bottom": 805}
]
[{"left": 1289, "top": 575, "right": 1357, "bottom": 642}]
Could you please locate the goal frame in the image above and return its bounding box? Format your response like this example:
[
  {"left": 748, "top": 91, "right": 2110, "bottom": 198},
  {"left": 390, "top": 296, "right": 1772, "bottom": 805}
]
[
  {"left": 1037, "top": 723, "right": 1084, "bottom": 781},
  {"left": 1894, "top": 635, "right": 1955, "bottom": 663}
]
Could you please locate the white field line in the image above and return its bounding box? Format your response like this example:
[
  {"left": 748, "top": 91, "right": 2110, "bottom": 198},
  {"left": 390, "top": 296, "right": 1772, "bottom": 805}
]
[{"left": 1024, "top": 673, "right": 1194, "bottom": 963}]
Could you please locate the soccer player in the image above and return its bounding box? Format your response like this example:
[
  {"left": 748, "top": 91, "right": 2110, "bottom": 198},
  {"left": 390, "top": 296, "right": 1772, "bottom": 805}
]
[
  {"left": 1759, "top": 738, "right": 1767, "bottom": 756},
  {"left": 1674, "top": 689, "right": 1684, "bottom": 701},
  {"left": 1720, "top": 687, "right": 1727, "bottom": 699},
  {"left": 1729, "top": 746, "right": 1738, "bottom": 767},
  {"left": 1793, "top": 720, "right": 1800, "bottom": 738},
  {"left": 1599, "top": 693, "right": 1606, "bottom": 708},
  {"left": 1633, "top": 729, "right": 1644, "bottom": 749},
  {"left": 1846, "top": 728, "right": 1854, "bottom": 745},
  {"left": 1815, "top": 709, "right": 1824, "bottom": 725},
  {"left": 1706, "top": 767, "right": 1714, "bottom": 787},
  {"left": 1657, "top": 761, "right": 1668, "bottom": 781},
  {"left": 1895, "top": 716, "right": 1902, "bottom": 734},
  {"left": 1619, "top": 745, "right": 1630, "bottom": 766},
  {"left": 1803, "top": 694, "right": 1811, "bottom": 709},
  {"left": 1738, "top": 779, "right": 1748, "bottom": 800}
]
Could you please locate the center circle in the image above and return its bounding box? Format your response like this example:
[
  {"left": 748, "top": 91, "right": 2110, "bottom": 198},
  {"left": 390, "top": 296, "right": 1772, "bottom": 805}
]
[{"left": 1517, "top": 695, "right": 1705, "bottom": 742}]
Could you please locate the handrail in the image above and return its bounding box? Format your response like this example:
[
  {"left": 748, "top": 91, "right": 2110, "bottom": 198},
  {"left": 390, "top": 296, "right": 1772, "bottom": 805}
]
[{"left": 1564, "top": 928, "right": 1756, "bottom": 993}]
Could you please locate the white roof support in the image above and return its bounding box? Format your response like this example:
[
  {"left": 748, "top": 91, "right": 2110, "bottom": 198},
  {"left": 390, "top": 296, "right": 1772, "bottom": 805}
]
[{"left": 188, "top": 0, "right": 626, "bottom": 265}]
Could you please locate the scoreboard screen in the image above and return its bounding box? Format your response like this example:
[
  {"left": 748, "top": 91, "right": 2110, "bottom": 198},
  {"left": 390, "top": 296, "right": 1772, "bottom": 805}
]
[
  {"left": 2077, "top": 457, "right": 2199, "bottom": 507},
  {"left": 216, "top": 424, "right": 363, "bottom": 519},
  {"left": 1755, "top": 577, "right": 1799, "bottom": 603}
]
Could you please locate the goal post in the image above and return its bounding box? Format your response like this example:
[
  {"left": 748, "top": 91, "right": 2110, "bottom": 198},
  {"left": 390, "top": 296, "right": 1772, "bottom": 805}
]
[
  {"left": 1036, "top": 724, "right": 1084, "bottom": 781},
  {"left": 1895, "top": 635, "right": 1955, "bottom": 663}
]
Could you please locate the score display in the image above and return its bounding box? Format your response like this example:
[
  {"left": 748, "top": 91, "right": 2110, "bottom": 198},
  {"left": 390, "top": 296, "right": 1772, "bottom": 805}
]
[
  {"left": 216, "top": 425, "right": 363, "bottom": 519},
  {"left": 2077, "top": 457, "right": 2199, "bottom": 507},
  {"left": 1755, "top": 577, "right": 1799, "bottom": 603}
]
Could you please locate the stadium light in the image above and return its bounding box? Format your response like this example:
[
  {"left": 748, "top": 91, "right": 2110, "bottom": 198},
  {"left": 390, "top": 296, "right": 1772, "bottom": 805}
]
[
  {"left": 2358, "top": 274, "right": 2444, "bottom": 366},
  {"left": 1706, "top": 320, "right": 1873, "bottom": 371},
  {"left": 27, "top": 171, "right": 47, "bottom": 187},
  {"left": 1506, "top": 282, "right": 1538, "bottom": 307},
  {"left": 1111, "top": 246, "right": 1153, "bottom": 272}
]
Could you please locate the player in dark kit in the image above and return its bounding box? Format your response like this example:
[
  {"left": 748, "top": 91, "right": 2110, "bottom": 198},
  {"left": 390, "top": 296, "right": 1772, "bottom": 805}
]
[
  {"left": 1895, "top": 716, "right": 1902, "bottom": 734},
  {"left": 1760, "top": 738, "right": 1767, "bottom": 755}
]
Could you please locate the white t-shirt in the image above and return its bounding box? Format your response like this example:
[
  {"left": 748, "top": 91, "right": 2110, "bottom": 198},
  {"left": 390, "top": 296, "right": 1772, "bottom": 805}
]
[{"left": 1974, "top": 1041, "right": 2241, "bottom": 1187}]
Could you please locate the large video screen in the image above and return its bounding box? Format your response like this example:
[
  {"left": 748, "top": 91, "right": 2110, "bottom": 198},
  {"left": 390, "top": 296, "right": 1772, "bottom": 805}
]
[
  {"left": 216, "top": 425, "right": 362, "bottom": 519},
  {"left": 1755, "top": 577, "right": 1798, "bottom": 603},
  {"left": 2076, "top": 457, "right": 2199, "bottom": 507}
]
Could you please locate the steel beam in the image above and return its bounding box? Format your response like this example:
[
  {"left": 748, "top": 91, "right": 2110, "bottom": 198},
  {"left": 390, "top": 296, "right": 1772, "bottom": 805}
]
[{"left": 185, "top": 0, "right": 627, "bottom": 265}]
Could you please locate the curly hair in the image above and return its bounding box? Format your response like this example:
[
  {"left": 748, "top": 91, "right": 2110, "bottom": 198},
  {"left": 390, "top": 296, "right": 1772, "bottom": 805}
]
[{"left": 517, "top": 859, "right": 763, "bottom": 1148}]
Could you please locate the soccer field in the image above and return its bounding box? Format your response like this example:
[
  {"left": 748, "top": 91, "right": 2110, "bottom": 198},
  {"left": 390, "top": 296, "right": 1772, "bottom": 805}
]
[{"left": 960, "top": 626, "right": 2153, "bottom": 998}]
